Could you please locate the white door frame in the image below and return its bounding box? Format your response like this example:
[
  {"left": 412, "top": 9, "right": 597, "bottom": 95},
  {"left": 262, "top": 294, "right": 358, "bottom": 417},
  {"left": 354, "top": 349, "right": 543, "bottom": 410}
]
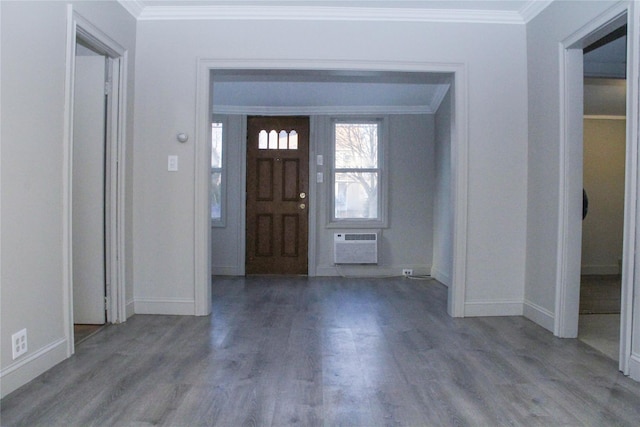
[
  {"left": 556, "top": 2, "right": 639, "bottom": 378},
  {"left": 195, "top": 59, "right": 469, "bottom": 318},
  {"left": 63, "top": 7, "right": 128, "bottom": 355}
]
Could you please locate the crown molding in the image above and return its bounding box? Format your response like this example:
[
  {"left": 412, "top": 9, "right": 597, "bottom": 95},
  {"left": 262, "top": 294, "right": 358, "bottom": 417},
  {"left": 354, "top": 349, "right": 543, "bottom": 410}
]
[
  {"left": 519, "top": 0, "right": 554, "bottom": 23},
  {"left": 117, "top": 0, "right": 145, "bottom": 19},
  {"left": 212, "top": 104, "right": 434, "bottom": 115},
  {"left": 124, "top": 5, "right": 526, "bottom": 24}
]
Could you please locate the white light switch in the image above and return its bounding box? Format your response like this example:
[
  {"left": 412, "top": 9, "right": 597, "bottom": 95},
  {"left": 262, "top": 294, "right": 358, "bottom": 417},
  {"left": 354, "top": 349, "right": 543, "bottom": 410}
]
[
  {"left": 168, "top": 155, "right": 178, "bottom": 171},
  {"left": 317, "top": 155, "right": 324, "bottom": 166},
  {"left": 317, "top": 172, "right": 324, "bottom": 183}
]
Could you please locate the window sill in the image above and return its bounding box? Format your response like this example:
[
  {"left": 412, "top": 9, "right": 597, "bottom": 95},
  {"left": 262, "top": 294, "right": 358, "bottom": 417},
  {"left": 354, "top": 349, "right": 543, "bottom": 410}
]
[{"left": 326, "top": 219, "right": 387, "bottom": 229}]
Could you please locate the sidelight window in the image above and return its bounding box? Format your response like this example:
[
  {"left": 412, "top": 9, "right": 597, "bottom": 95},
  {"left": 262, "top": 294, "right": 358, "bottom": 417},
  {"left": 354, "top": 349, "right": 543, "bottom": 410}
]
[{"left": 211, "top": 120, "right": 224, "bottom": 225}]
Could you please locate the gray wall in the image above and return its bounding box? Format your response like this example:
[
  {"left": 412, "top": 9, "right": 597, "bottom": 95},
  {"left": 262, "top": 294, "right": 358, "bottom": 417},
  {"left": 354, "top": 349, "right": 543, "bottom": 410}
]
[
  {"left": 211, "top": 114, "right": 436, "bottom": 277},
  {"left": 0, "top": 0, "right": 136, "bottom": 397}
]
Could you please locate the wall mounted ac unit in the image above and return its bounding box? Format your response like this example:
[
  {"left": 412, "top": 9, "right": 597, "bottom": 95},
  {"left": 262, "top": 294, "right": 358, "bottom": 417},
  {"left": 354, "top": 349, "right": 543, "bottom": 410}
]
[{"left": 334, "top": 233, "right": 378, "bottom": 265}]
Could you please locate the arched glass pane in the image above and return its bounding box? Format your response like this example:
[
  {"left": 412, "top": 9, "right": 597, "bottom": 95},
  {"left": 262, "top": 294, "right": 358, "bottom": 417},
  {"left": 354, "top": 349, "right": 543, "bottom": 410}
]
[
  {"left": 258, "top": 130, "right": 268, "bottom": 149},
  {"left": 268, "top": 130, "right": 278, "bottom": 149},
  {"left": 279, "top": 130, "right": 288, "bottom": 149},
  {"left": 289, "top": 130, "right": 298, "bottom": 149}
]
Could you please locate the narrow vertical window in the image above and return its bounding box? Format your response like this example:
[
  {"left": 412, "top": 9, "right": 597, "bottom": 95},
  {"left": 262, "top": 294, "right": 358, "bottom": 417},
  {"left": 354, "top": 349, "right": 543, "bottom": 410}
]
[{"left": 211, "top": 121, "right": 223, "bottom": 224}]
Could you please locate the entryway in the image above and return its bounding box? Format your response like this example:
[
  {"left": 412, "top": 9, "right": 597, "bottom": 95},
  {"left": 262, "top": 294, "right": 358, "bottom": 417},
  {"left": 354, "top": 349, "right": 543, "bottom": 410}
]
[{"left": 245, "top": 116, "right": 310, "bottom": 275}]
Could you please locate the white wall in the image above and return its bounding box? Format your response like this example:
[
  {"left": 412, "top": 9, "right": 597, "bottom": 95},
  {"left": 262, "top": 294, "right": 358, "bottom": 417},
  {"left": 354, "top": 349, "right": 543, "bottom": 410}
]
[
  {"left": 582, "top": 118, "right": 626, "bottom": 275},
  {"left": 432, "top": 90, "right": 453, "bottom": 286},
  {"left": 0, "top": 0, "right": 136, "bottom": 398},
  {"left": 134, "top": 17, "right": 528, "bottom": 315}
]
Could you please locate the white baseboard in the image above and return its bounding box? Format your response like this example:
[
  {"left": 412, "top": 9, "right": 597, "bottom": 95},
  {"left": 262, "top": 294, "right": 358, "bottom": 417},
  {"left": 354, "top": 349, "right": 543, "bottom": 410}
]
[
  {"left": 430, "top": 266, "right": 451, "bottom": 287},
  {"left": 315, "top": 264, "right": 431, "bottom": 278},
  {"left": 126, "top": 299, "right": 135, "bottom": 319},
  {"left": 212, "top": 265, "right": 243, "bottom": 276},
  {"left": 464, "top": 299, "right": 523, "bottom": 317},
  {"left": 629, "top": 353, "right": 640, "bottom": 382},
  {"left": 581, "top": 264, "right": 621, "bottom": 275},
  {"left": 0, "top": 338, "right": 67, "bottom": 399},
  {"left": 523, "top": 299, "right": 555, "bottom": 332},
  {"left": 134, "top": 298, "right": 195, "bottom": 315}
]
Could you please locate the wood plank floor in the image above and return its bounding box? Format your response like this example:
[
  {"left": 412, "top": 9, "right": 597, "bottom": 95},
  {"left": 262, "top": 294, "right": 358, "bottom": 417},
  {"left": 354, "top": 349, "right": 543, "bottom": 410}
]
[{"left": 2, "top": 276, "right": 640, "bottom": 426}]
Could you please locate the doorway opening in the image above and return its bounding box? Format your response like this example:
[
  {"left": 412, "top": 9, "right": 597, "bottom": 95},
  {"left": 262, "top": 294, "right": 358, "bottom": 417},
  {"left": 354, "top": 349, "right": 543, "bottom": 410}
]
[
  {"left": 578, "top": 25, "right": 627, "bottom": 361},
  {"left": 199, "top": 63, "right": 468, "bottom": 318},
  {"left": 72, "top": 38, "right": 109, "bottom": 342},
  {"left": 64, "top": 10, "right": 128, "bottom": 353},
  {"left": 556, "top": 6, "right": 638, "bottom": 376}
]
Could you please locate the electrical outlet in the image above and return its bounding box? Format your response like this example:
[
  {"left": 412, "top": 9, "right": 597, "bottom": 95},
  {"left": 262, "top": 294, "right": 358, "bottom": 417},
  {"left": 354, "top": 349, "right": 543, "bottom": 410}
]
[
  {"left": 12, "top": 329, "right": 27, "bottom": 360},
  {"left": 402, "top": 269, "right": 413, "bottom": 277}
]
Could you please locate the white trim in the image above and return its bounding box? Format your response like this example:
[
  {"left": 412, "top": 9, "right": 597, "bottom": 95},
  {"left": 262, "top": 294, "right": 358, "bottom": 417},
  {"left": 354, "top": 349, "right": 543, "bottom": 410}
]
[
  {"left": 464, "top": 300, "right": 524, "bottom": 317},
  {"left": 630, "top": 353, "right": 640, "bottom": 382},
  {"left": 0, "top": 338, "right": 67, "bottom": 398},
  {"left": 213, "top": 104, "right": 435, "bottom": 116},
  {"left": 196, "top": 59, "right": 468, "bottom": 318},
  {"left": 555, "top": 46, "right": 583, "bottom": 339},
  {"left": 117, "top": 0, "right": 145, "bottom": 19},
  {"left": 523, "top": 299, "right": 555, "bottom": 332},
  {"left": 519, "top": 0, "right": 553, "bottom": 23},
  {"left": 449, "top": 67, "right": 468, "bottom": 318},
  {"left": 584, "top": 114, "right": 627, "bottom": 120},
  {"left": 195, "top": 58, "right": 213, "bottom": 316},
  {"left": 63, "top": 7, "right": 129, "bottom": 357},
  {"left": 620, "top": 0, "right": 640, "bottom": 376},
  {"left": 430, "top": 266, "right": 451, "bottom": 287},
  {"left": 132, "top": 5, "right": 525, "bottom": 25},
  {"left": 134, "top": 298, "right": 196, "bottom": 315},
  {"left": 126, "top": 299, "right": 135, "bottom": 318},
  {"left": 211, "top": 266, "right": 243, "bottom": 276},
  {"left": 429, "top": 84, "right": 452, "bottom": 114}
]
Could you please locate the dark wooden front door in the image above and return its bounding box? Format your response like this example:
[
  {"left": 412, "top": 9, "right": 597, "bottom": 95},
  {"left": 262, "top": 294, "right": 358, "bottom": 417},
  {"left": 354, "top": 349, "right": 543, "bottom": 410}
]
[{"left": 246, "top": 116, "right": 309, "bottom": 274}]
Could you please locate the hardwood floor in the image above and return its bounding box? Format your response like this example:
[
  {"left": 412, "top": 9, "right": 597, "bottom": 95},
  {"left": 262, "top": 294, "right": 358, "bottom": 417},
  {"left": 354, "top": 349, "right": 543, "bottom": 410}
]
[{"left": 2, "top": 276, "right": 640, "bottom": 426}]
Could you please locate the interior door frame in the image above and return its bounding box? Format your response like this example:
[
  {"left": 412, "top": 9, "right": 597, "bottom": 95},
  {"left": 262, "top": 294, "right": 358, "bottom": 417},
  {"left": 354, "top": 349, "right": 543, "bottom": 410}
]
[
  {"left": 195, "top": 59, "right": 469, "bottom": 318},
  {"left": 556, "top": 2, "right": 639, "bottom": 379},
  {"left": 63, "top": 7, "right": 128, "bottom": 355}
]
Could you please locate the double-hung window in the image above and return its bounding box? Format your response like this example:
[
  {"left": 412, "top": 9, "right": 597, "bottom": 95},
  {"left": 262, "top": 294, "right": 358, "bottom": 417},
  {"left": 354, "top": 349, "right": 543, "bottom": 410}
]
[
  {"left": 330, "top": 118, "right": 387, "bottom": 227},
  {"left": 211, "top": 120, "right": 224, "bottom": 226}
]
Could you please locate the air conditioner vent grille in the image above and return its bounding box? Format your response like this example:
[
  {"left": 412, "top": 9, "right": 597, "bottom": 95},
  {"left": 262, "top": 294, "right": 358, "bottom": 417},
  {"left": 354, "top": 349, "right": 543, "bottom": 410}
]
[
  {"left": 344, "top": 233, "right": 376, "bottom": 241},
  {"left": 334, "top": 233, "right": 378, "bottom": 264}
]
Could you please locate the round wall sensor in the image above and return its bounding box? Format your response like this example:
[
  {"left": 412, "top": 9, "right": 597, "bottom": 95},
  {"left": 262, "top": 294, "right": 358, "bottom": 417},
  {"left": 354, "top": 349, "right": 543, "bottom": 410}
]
[{"left": 177, "top": 133, "right": 189, "bottom": 143}]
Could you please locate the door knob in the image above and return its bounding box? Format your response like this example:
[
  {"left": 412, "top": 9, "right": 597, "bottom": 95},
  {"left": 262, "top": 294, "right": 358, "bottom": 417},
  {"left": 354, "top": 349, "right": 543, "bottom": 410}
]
[
  {"left": 299, "top": 203, "right": 306, "bottom": 210},
  {"left": 300, "top": 192, "right": 306, "bottom": 199}
]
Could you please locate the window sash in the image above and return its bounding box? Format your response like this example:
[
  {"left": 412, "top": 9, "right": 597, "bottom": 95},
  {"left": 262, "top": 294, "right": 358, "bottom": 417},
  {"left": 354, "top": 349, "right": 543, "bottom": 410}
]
[{"left": 329, "top": 118, "right": 386, "bottom": 227}]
